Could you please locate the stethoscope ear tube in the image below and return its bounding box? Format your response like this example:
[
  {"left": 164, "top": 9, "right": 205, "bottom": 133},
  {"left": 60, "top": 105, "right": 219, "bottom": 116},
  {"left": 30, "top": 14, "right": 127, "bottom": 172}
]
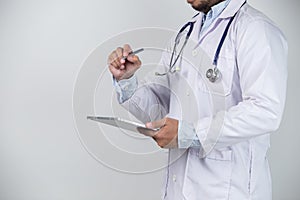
[
  {"left": 167, "top": 22, "right": 194, "bottom": 75},
  {"left": 155, "top": 2, "right": 245, "bottom": 81}
]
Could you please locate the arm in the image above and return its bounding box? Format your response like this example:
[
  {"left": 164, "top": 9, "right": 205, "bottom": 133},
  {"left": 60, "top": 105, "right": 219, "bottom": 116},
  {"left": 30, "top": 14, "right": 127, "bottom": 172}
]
[
  {"left": 108, "top": 44, "right": 171, "bottom": 124},
  {"left": 110, "top": 45, "right": 201, "bottom": 148},
  {"left": 194, "top": 19, "right": 288, "bottom": 155},
  {"left": 120, "top": 50, "right": 171, "bottom": 123},
  {"left": 113, "top": 75, "right": 138, "bottom": 104}
]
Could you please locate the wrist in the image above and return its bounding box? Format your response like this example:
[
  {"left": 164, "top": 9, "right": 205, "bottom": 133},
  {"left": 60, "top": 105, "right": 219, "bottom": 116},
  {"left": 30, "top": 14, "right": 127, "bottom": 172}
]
[{"left": 116, "top": 73, "right": 134, "bottom": 82}]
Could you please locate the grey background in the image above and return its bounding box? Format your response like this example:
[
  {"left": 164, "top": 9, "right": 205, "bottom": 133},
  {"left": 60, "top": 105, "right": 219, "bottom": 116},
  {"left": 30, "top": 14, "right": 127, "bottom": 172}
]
[{"left": 0, "top": 0, "right": 299, "bottom": 199}]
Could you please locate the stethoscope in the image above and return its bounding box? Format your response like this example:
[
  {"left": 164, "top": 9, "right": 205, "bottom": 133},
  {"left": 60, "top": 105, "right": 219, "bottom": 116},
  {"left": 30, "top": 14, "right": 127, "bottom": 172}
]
[{"left": 155, "top": 10, "right": 240, "bottom": 83}]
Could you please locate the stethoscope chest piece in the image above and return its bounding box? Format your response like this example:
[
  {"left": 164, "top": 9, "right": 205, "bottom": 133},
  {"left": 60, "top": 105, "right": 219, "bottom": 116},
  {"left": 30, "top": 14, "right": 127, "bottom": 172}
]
[{"left": 206, "top": 67, "right": 221, "bottom": 83}]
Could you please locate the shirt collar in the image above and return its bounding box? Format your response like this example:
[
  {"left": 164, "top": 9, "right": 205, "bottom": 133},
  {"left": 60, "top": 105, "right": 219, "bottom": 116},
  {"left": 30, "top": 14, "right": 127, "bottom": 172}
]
[
  {"left": 205, "top": 0, "right": 230, "bottom": 22},
  {"left": 189, "top": 0, "right": 231, "bottom": 24},
  {"left": 190, "top": 0, "right": 246, "bottom": 23}
]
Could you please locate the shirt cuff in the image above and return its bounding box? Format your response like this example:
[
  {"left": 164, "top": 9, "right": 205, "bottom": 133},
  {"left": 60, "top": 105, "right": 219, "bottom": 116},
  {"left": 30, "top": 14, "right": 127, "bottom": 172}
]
[
  {"left": 113, "top": 75, "right": 138, "bottom": 104},
  {"left": 194, "top": 117, "right": 213, "bottom": 157},
  {"left": 178, "top": 120, "right": 201, "bottom": 149}
]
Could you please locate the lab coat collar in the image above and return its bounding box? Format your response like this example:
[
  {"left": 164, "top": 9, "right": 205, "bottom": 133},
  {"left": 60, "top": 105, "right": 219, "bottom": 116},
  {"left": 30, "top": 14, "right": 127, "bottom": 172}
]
[
  {"left": 189, "top": 12, "right": 202, "bottom": 23},
  {"left": 189, "top": 0, "right": 246, "bottom": 23},
  {"left": 219, "top": 0, "right": 246, "bottom": 18},
  {"left": 188, "top": 0, "right": 246, "bottom": 43}
]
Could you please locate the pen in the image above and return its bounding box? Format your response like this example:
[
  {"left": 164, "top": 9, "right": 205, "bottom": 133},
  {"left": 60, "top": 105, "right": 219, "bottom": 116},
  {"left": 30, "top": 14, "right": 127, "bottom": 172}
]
[{"left": 122, "top": 48, "right": 144, "bottom": 60}]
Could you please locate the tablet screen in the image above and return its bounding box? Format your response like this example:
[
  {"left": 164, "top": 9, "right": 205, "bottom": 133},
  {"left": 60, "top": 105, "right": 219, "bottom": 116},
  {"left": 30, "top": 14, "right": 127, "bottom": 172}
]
[{"left": 87, "top": 116, "right": 159, "bottom": 137}]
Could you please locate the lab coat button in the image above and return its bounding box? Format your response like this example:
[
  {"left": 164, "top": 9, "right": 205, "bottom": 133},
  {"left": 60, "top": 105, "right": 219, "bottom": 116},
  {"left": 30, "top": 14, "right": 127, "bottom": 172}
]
[
  {"left": 172, "top": 175, "right": 177, "bottom": 182},
  {"left": 192, "top": 50, "right": 198, "bottom": 57},
  {"left": 186, "top": 90, "right": 190, "bottom": 96}
]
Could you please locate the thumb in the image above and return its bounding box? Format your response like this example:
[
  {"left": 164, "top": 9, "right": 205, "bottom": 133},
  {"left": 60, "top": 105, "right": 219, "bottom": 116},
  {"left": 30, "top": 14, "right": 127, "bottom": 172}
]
[
  {"left": 126, "top": 55, "right": 140, "bottom": 64},
  {"left": 146, "top": 118, "right": 166, "bottom": 129}
]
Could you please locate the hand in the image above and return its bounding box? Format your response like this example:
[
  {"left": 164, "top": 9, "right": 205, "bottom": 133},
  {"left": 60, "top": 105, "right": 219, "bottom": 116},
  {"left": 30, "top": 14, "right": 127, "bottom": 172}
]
[
  {"left": 107, "top": 44, "right": 142, "bottom": 81},
  {"left": 146, "top": 117, "right": 179, "bottom": 149}
]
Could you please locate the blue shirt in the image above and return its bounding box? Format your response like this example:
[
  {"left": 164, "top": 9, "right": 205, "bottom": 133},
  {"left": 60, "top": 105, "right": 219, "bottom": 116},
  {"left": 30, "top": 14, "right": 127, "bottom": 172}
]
[{"left": 113, "top": 0, "right": 231, "bottom": 148}]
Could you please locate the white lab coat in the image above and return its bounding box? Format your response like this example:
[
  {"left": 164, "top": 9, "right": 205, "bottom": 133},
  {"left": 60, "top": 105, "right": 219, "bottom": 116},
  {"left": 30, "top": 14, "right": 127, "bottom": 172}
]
[{"left": 121, "top": 0, "right": 288, "bottom": 199}]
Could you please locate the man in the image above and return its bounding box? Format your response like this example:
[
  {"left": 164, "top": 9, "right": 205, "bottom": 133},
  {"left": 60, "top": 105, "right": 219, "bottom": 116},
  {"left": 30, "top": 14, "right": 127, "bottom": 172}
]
[{"left": 107, "top": 0, "right": 287, "bottom": 199}]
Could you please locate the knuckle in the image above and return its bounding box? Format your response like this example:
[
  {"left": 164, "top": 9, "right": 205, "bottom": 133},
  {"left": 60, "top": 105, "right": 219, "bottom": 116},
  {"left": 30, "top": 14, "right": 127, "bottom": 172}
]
[
  {"left": 114, "top": 59, "right": 120, "bottom": 65},
  {"left": 109, "top": 59, "right": 115, "bottom": 65},
  {"left": 110, "top": 61, "right": 116, "bottom": 67},
  {"left": 157, "top": 141, "right": 164, "bottom": 148},
  {"left": 124, "top": 44, "right": 131, "bottom": 49},
  {"left": 108, "top": 53, "right": 114, "bottom": 61},
  {"left": 110, "top": 55, "right": 117, "bottom": 62},
  {"left": 116, "top": 47, "right": 123, "bottom": 53},
  {"left": 155, "top": 131, "right": 163, "bottom": 138}
]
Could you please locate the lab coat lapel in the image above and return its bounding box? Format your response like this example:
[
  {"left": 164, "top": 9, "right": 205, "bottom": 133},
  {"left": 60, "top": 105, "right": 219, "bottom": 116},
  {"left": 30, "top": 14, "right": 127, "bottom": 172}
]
[
  {"left": 189, "top": 12, "right": 204, "bottom": 42},
  {"left": 219, "top": 0, "right": 246, "bottom": 19},
  {"left": 197, "top": 0, "right": 246, "bottom": 44}
]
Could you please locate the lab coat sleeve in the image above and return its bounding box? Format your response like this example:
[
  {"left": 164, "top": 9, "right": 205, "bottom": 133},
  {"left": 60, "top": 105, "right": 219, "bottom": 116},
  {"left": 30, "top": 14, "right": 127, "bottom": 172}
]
[
  {"left": 113, "top": 67, "right": 201, "bottom": 148},
  {"left": 120, "top": 50, "right": 172, "bottom": 124},
  {"left": 178, "top": 120, "right": 201, "bottom": 148},
  {"left": 195, "top": 19, "right": 288, "bottom": 154},
  {"left": 113, "top": 75, "right": 138, "bottom": 104}
]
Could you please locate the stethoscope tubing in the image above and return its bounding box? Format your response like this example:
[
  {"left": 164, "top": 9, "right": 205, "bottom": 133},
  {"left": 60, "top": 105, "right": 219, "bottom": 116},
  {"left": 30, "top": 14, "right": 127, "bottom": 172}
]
[{"left": 156, "top": 2, "right": 246, "bottom": 82}]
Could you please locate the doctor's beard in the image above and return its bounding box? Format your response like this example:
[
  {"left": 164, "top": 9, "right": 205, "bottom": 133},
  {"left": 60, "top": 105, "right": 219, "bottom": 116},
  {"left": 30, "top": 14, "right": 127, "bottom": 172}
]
[{"left": 187, "top": 0, "right": 224, "bottom": 13}]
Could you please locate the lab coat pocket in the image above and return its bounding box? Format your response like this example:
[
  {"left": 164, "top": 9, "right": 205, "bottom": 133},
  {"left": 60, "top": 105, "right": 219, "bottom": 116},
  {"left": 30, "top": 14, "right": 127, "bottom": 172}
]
[
  {"left": 182, "top": 149, "right": 233, "bottom": 200},
  {"left": 196, "top": 51, "right": 236, "bottom": 114}
]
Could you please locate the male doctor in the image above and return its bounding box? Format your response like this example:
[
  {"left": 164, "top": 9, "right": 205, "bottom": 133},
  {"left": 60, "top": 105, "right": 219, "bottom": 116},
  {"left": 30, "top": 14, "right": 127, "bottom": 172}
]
[{"left": 107, "top": 0, "right": 288, "bottom": 199}]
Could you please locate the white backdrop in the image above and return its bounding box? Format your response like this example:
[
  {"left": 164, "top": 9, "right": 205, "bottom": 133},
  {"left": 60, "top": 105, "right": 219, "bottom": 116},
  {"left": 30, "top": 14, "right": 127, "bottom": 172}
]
[{"left": 0, "top": 0, "right": 299, "bottom": 199}]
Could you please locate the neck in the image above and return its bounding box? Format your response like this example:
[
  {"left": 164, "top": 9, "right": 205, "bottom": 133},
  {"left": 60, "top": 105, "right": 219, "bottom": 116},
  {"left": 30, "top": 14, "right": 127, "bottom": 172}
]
[{"left": 203, "top": 0, "right": 225, "bottom": 14}]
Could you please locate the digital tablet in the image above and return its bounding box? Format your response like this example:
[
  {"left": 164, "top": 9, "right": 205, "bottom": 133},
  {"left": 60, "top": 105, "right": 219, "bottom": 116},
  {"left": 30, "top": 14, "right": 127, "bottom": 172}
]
[{"left": 87, "top": 116, "right": 159, "bottom": 137}]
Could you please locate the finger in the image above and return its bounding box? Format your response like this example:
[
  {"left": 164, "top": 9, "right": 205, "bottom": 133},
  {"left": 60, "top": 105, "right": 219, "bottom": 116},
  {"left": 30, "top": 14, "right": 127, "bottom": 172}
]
[
  {"left": 146, "top": 118, "right": 166, "bottom": 129},
  {"left": 164, "top": 135, "right": 178, "bottom": 149},
  {"left": 108, "top": 51, "right": 117, "bottom": 65},
  {"left": 116, "top": 47, "right": 128, "bottom": 69},
  {"left": 153, "top": 130, "right": 177, "bottom": 149},
  {"left": 127, "top": 55, "right": 142, "bottom": 70},
  {"left": 152, "top": 128, "right": 164, "bottom": 140},
  {"left": 116, "top": 47, "right": 124, "bottom": 65},
  {"left": 116, "top": 47, "right": 123, "bottom": 58},
  {"left": 152, "top": 130, "right": 164, "bottom": 148},
  {"left": 109, "top": 66, "right": 123, "bottom": 80},
  {"left": 108, "top": 51, "right": 120, "bottom": 68},
  {"left": 109, "top": 59, "right": 119, "bottom": 70},
  {"left": 126, "top": 54, "right": 139, "bottom": 63},
  {"left": 111, "top": 51, "right": 122, "bottom": 69},
  {"left": 123, "top": 44, "right": 132, "bottom": 57},
  {"left": 109, "top": 63, "right": 119, "bottom": 73}
]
